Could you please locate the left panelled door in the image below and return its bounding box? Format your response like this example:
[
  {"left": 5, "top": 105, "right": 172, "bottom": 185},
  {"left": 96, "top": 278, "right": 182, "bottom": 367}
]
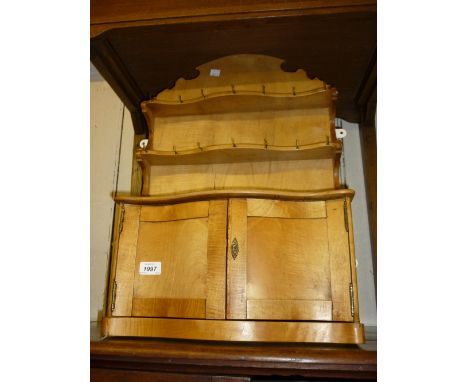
[{"left": 110, "top": 200, "right": 227, "bottom": 320}]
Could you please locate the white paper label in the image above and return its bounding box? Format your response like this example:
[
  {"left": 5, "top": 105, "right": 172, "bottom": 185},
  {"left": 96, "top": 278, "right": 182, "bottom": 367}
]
[
  {"left": 139, "top": 262, "right": 161, "bottom": 275},
  {"left": 210, "top": 68, "right": 221, "bottom": 77}
]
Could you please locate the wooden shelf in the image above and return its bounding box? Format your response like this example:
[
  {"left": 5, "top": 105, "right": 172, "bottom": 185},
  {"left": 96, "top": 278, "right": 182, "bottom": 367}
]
[
  {"left": 143, "top": 90, "right": 333, "bottom": 117},
  {"left": 102, "top": 317, "right": 364, "bottom": 344},
  {"left": 114, "top": 188, "right": 354, "bottom": 205},
  {"left": 136, "top": 141, "right": 340, "bottom": 166}
]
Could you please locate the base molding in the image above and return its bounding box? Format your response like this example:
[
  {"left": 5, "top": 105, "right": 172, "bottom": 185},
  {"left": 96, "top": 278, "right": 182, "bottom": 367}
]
[{"left": 102, "top": 317, "right": 364, "bottom": 344}]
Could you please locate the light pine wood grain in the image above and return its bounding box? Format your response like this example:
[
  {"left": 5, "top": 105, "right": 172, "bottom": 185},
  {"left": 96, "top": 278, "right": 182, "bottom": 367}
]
[
  {"left": 149, "top": 106, "right": 331, "bottom": 151},
  {"left": 148, "top": 159, "right": 335, "bottom": 196},
  {"left": 132, "top": 298, "right": 206, "bottom": 318},
  {"left": 214, "top": 160, "right": 335, "bottom": 191},
  {"left": 148, "top": 163, "right": 215, "bottom": 195},
  {"left": 247, "top": 198, "right": 326, "bottom": 219},
  {"left": 326, "top": 199, "right": 353, "bottom": 322},
  {"left": 246, "top": 299, "right": 332, "bottom": 321},
  {"left": 246, "top": 216, "right": 331, "bottom": 302},
  {"left": 102, "top": 317, "right": 365, "bottom": 344},
  {"left": 140, "top": 201, "right": 209, "bottom": 222},
  {"left": 206, "top": 200, "right": 228, "bottom": 319},
  {"left": 113, "top": 205, "right": 141, "bottom": 316},
  {"left": 226, "top": 199, "right": 247, "bottom": 319},
  {"left": 132, "top": 218, "right": 209, "bottom": 301}
]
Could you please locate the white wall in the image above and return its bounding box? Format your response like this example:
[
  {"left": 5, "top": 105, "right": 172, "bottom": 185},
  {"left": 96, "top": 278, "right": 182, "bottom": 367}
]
[
  {"left": 90, "top": 81, "right": 134, "bottom": 321},
  {"left": 340, "top": 119, "right": 377, "bottom": 326}
]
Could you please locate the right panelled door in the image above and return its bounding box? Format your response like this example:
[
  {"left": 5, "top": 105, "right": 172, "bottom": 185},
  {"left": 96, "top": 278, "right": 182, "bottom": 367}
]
[{"left": 227, "top": 198, "right": 354, "bottom": 322}]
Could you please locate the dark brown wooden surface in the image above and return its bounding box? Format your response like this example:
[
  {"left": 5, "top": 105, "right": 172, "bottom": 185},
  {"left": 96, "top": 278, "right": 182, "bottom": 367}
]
[
  {"left": 91, "top": 336, "right": 376, "bottom": 380},
  {"left": 91, "top": 0, "right": 376, "bottom": 29},
  {"left": 91, "top": 368, "right": 211, "bottom": 382},
  {"left": 90, "top": 1, "right": 376, "bottom": 135}
]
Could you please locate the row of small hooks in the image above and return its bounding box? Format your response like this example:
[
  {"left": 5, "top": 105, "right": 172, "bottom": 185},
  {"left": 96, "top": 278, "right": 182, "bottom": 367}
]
[
  {"left": 164, "top": 136, "right": 330, "bottom": 154},
  {"left": 174, "top": 85, "right": 306, "bottom": 103}
]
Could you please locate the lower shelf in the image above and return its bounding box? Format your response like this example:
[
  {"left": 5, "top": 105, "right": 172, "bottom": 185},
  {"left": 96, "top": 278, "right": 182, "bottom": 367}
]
[{"left": 102, "top": 317, "right": 364, "bottom": 344}]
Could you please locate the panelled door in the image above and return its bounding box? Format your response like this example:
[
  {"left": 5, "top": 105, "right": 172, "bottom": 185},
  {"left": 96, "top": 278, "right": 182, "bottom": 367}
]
[
  {"left": 111, "top": 200, "right": 227, "bottom": 319},
  {"left": 226, "top": 198, "right": 354, "bottom": 322}
]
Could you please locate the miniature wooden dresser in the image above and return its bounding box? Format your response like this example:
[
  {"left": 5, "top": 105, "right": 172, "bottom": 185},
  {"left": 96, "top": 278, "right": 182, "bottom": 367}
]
[{"left": 102, "top": 55, "right": 363, "bottom": 344}]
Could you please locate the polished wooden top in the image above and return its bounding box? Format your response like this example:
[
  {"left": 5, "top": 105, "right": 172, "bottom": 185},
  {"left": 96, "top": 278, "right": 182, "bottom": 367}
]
[
  {"left": 91, "top": 322, "right": 376, "bottom": 379},
  {"left": 91, "top": 0, "right": 377, "bottom": 34},
  {"left": 91, "top": 337, "right": 376, "bottom": 379}
]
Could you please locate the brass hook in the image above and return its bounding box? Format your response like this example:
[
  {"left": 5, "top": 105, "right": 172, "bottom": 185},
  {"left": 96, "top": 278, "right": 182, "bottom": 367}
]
[
  {"left": 262, "top": 85, "right": 266, "bottom": 95},
  {"left": 231, "top": 138, "right": 237, "bottom": 147},
  {"left": 173, "top": 145, "right": 177, "bottom": 154},
  {"left": 296, "top": 139, "right": 299, "bottom": 149},
  {"left": 326, "top": 135, "right": 330, "bottom": 145},
  {"left": 264, "top": 138, "right": 268, "bottom": 149},
  {"left": 200, "top": 89, "right": 205, "bottom": 98},
  {"left": 197, "top": 142, "right": 203, "bottom": 151},
  {"left": 178, "top": 95, "right": 183, "bottom": 103},
  {"left": 292, "top": 86, "right": 296, "bottom": 96},
  {"left": 231, "top": 84, "right": 236, "bottom": 94}
]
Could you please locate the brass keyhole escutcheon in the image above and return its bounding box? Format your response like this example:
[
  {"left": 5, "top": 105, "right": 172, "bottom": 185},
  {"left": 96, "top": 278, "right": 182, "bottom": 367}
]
[{"left": 231, "top": 238, "right": 239, "bottom": 260}]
